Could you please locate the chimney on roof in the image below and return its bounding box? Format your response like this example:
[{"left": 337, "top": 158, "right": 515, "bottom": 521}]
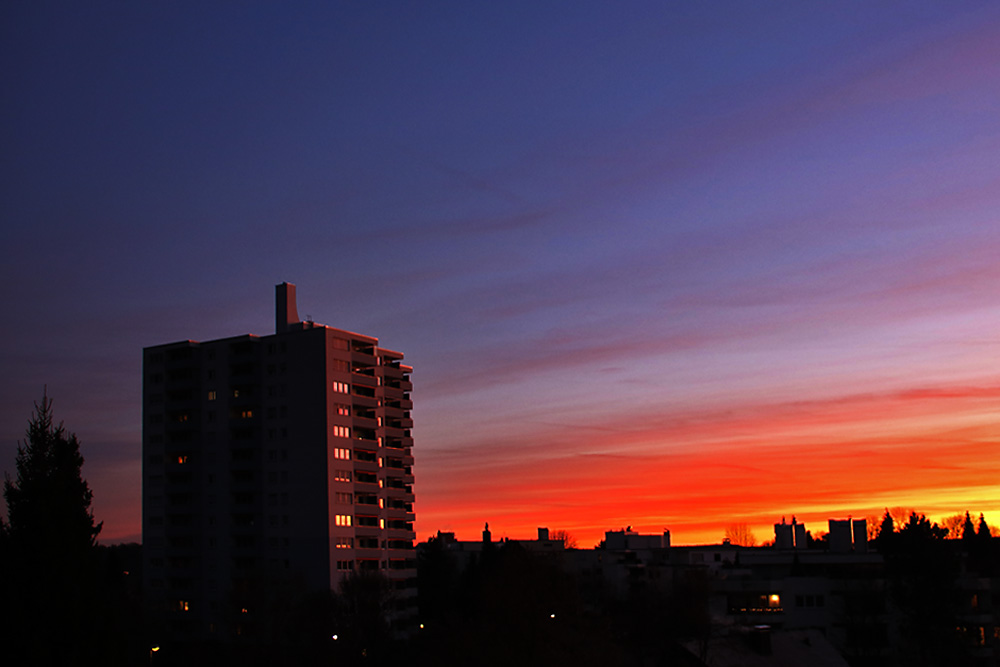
[{"left": 276, "top": 282, "right": 299, "bottom": 334}]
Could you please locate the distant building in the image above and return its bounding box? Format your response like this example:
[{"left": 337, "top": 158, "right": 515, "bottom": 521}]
[
  {"left": 604, "top": 527, "right": 671, "bottom": 551},
  {"left": 142, "top": 283, "right": 416, "bottom": 640}
]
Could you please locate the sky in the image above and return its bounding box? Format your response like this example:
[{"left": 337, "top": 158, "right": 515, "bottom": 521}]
[{"left": 2, "top": 1, "right": 1000, "bottom": 547}]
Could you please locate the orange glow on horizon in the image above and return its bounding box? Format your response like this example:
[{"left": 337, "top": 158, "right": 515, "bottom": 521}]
[{"left": 416, "top": 379, "right": 1000, "bottom": 547}]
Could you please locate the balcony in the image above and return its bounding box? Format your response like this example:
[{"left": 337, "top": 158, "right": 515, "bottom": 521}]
[
  {"left": 385, "top": 508, "right": 415, "bottom": 522},
  {"left": 384, "top": 487, "right": 414, "bottom": 501},
  {"left": 354, "top": 471, "right": 378, "bottom": 487},
  {"left": 352, "top": 415, "right": 377, "bottom": 431},
  {"left": 355, "top": 547, "right": 382, "bottom": 561},
  {"left": 350, "top": 350, "right": 377, "bottom": 367},
  {"left": 354, "top": 525, "right": 382, "bottom": 539},
  {"left": 381, "top": 425, "right": 406, "bottom": 439},
  {"left": 351, "top": 393, "right": 377, "bottom": 409},
  {"left": 380, "top": 404, "right": 409, "bottom": 419},
  {"left": 351, "top": 372, "right": 377, "bottom": 388},
  {"left": 380, "top": 386, "right": 405, "bottom": 401},
  {"left": 386, "top": 527, "right": 416, "bottom": 541},
  {"left": 381, "top": 364, "right": 405, "bottom": 379}
]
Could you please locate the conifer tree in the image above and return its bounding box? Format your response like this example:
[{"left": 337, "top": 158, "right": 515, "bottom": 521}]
[
  {"left": 977, "top": 513, "right": 991, "bottom": 540},
  {"left": 2, "top": 392, "right": 103, "bottom": 666},
  {"left": 962, "top": 511, "right": 976, "bottom": 541},
  {"left": 4, "top": 392, "right": 101, "bottom": 549}
]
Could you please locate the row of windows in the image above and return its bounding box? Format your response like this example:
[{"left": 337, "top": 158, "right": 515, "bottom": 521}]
[
  {"left": 335, "top": 559, "right": 412, "bottom": 572},
  {"left": 795, "top": 594, "right": 825, "bottom": 608},
  {"left": 332, "top": 381, "right": 349, "bottom": 394},
  {"left": 328, "top": 515, "right": 412, "bottom": 531},
  {"left": 333, "top": 425, "right": 349, "bottom": 438}
]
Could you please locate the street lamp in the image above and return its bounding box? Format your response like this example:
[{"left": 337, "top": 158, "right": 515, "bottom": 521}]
[{"left": 149, "top": 645, "right": 160, "bottom": 667}]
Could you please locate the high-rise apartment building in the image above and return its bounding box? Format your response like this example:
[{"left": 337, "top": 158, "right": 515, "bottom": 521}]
[{"left": 142, "top": 283, "right": 416, "bottom": 640}]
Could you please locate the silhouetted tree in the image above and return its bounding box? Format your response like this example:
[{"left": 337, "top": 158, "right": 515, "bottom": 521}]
[
  {"left": 939, "top": 512, "right": 965, "bottom": 539},
  {"left": 416, "top": 540, "right": 623, "bottom": 666},
  {"left": 334, "top": 570, "right": 394, "bottom": 663},
  {"left": 549, "top": 528, "right": 578, "bottom": 548},
  {"left": 724, "top": 522, "right": 757, "bottom": 546},
  {"left": 881, "top": 512, "right": 965, "bottom": 666},
  {"left": 865, "top": 514, "right": 882, "bottom": 541},
  {"left": 873, "top": 509, "right": 895, "bottom": 551},
  {"left": 1, "top": 393, "right": 104, "bottom": 666},
  {"left": 962, "top": 510, "right": 976, "bottom": 541},
  {"left": 976, "top": 513, "right": 991, "bottom": 540},
  {"left": 3, "top": 392, "right": 102, "bottom": 549},
  {"left": 889, "top": 506, "right": 916, "bottom": 531}
]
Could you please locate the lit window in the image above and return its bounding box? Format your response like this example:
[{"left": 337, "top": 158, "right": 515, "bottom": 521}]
[
  {"left": 334, "top": 470, "right": 352, "bottom": 482},
  {"left": 334, "top": 448, "right": 351, "bottom": 460},
  {"left": 335, "top": 514, "right": 353, "bottom": 527},
  {"left": 207, "top": 391, "right": 217, "bottom": 401},
  {"left": 332, "top": 381, "right": 349, "bottom": 394},
  {"left": 177, "top": 455, "right": 188, "bottom": 464},
  {"left": 241, "top": 410, "right": 253, "bottom": 419}
]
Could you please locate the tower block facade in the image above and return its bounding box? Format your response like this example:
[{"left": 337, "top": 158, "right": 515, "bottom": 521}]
[{"left": 142, "top": 283, "right": 416, "bottom": 639}]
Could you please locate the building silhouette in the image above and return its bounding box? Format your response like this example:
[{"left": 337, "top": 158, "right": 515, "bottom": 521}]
[{"left": 142, "top": 283, "right": 416, "bottom": 641}]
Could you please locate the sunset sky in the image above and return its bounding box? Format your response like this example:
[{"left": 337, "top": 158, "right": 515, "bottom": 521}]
[{"left": 2, "top": 2, "right": 1000, "bottom": 547}]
